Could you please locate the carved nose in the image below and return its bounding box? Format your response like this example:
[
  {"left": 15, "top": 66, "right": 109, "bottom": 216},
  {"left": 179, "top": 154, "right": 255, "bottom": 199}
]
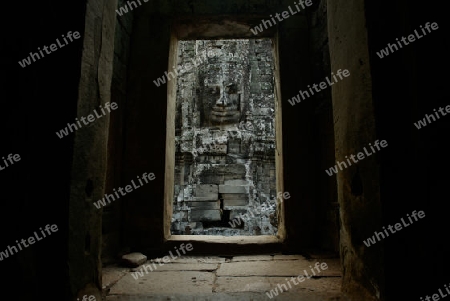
[{"left": 216, "top": 94, "right": 229, "bottom": 106}]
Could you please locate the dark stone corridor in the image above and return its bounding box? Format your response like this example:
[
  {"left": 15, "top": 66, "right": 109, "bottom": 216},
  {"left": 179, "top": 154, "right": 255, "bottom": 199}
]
[{"left": 2, "top": 0, "right": 448, "bottom": 300}]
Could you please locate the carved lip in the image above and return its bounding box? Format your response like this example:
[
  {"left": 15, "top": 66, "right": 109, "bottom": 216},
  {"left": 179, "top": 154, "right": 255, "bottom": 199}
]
[
  {"left": 211, "top": 110, "right": 239, "bottom": 117},
  {"left": 211, "top": 112, "right": 240, "bottom": 123},
  {"left": 211, "top": 105, "right": 239, "bottom": 116},
  {"left": 211, "top": 118, "right": 238, "bottom": 124}
]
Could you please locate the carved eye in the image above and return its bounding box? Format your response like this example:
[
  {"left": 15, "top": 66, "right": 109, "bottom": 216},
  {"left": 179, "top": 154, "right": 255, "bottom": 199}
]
[
  {"left": 210, "top": 86, "right": 220, "bottom": 94},
  {"left": 225, "top": 83, "right": 237, "bottom": 94}
]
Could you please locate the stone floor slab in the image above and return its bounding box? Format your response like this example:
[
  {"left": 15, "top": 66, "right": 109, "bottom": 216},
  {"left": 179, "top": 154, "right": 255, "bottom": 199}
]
[
  {"left": 217, "top": 259, "right": 341, "bottom": 277},
  {"left": 132, "top": 262, "right": 218, "bottom": 272},
  {"left": 168, "top": 256, "right": 225, "bottom": 264},
  {"left": 215, "top": 275, "right": 341, "bottom": 294},
  {"left": 105, "top": 255, "right": 342, "bottom": 301},
  {"left": 109, "top": 271, "right": 214, "bottom": 295},
  {"left": 231, "top": 255, "right": 274, "bottom": 262},
  {"left": 215, "top": 276, "right": 272, "bottom": 293},
  {"left": 266, "top": 277, "right": 342, "bottom": 293},
  {"left": 102, "top": 266, "right": 129, "bottom": 290},
  {"left": 106, "top": 292, "right": 341, "bottom": 301},
  {"left": 273, "top": 254, "right": 308, "bottom": 261}
]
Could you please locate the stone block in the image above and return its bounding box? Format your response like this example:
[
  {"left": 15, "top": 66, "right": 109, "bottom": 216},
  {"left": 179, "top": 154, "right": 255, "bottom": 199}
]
[
  {"left": 198, "top": 173, "right": 224, "bottom": 185},
  {"left": 176, "top": 190, "right": 183, "bottom": 202},
  {"left": 121, "top": 252, "right": 147, "bottom": 267},
  {"left": 192, "top": 222, "right": 204, "bottom": 231},
  {"left": 187, "top": 201, "right": 220, "bottom": 209},
  {"left": 261, "top": 82, "right": 273, "bottom": 91},
  {"left": 222, "top": 193, "right": 249, "bottom": 200},
  {"left": 260, "top": 75, "right": 273, "bottom": 82},
  {"left": 190, "top": 209, "right": 221, "bottom": 222},
  {"left": 200, "top": 164, "right": 246, "bottom": 176},
  {"left": 194, "top": 184, "right": 218, "bottom": 199},
  {"left": 172, "top": 211, "right": 188, "bottom": 222},
  {"left": 253, "top": 107, "right": 273, "bottom": 116},
  {"left": 206, "top": 144, "right": 227, "bottom": 154},
  {"left": 229, "top": 209, "right": 248, "bottom": 220},
  {"left": 183, "top": 186, "right": 193, "bottom": 200},
  {"left": 171, "top": 222, "right": 182, "bottom": 232},
  {"left": 223, "top": 199, "right": 249, "bottom": 207},
  {"left": 201, "top": 155, "right": 227, "bottom": 165},
  {"left": 224, "top": 179, "right": 250, "bottom": 186},
  {"left": 193, "top": 196, "right": 219, "bottom": 201},
  {"left": 223, "top": 175, "right": 246, "bottom": 183},
  {"left": 250, "top": 82, "right": 261, "bottom": 92},
  {"left": 228, "top": 142, "right": 241, "bottom": 153},
  {"left": 219, "top": 185, "right": 249, "bottom": 194}
]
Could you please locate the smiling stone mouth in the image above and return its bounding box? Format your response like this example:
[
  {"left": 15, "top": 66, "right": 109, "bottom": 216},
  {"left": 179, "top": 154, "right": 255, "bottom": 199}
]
[
  {"left": 211, "top": 104, "right": 239, "bottom": 114},
  {"left": 211, "top": 110, "right": 240, "bottom": 117}
]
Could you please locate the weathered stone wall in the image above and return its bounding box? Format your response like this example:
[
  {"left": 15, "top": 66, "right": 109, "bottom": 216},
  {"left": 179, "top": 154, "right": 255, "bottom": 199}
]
[
  {"left": 68, "top": 0, "right": 118, "bottom": 298},
  {"left": 171, "top": 39, "right": 277, "bottom": 235},
  {"left": 308, "top": 0, "right": 340, "bottom": 252},
  {"left": 102, "top": 0, "right": 134, "bottom": 265},
  {"left": 364, "top": 1, "right": 447, "bottom": 299},
  {"left": 327, "top": 0, "right": 384, "bottom": 299}
]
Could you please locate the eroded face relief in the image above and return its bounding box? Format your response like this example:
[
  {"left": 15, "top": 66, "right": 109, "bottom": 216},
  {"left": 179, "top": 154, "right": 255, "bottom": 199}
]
[{"left": 172, "top": 39, "right": 277, "bottom": 236}]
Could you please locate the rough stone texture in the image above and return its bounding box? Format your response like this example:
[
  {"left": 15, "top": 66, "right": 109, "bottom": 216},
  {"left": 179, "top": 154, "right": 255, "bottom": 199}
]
[
  {"left": 217, "top": 260, "right": 341, "bottom": 277},
  {"left": 121, "top": 252, "right": 147, "bottom": 267},
  {"left": 231, "top": 255, "right": 273, "bottom": 262},
  {"left": 327, "top": 0, "right": 384, "bottom": 300},
  {"left": 194, "top": 184, "right": 219, "bottom": 199},
  {"left": 68, "top": 0, "right": 118, "bottom": 298},
  {"left": 106, "top": 293, "right": 341, "bottom": 301},
  {"left": 171, "top": 39, "right": 278, "bottom": 236},
  {"left": 102, "top": 0, "right": 135, "bottom": 265},
  {"left": 219, "top": 185, "right": 249, "bottom": 194},
  {"left": 223, "top": 198, "right": 249, "bottom": 207},
  {"left": 105, "top": 255, "right": 341, "bottom": 300},
  {"left": 109, "top": 271, "right": 215, "bottom": 295},
  {"left": 217, "top": 276, "right": 341, "bottom": 294},
  {"left": 155, "top": 256, "right": 225, "bottom": 264},
  {"left": 190, "top": 209, "right": 221, "bottom": 222},
  {"left": 150, "top": 256, "right": 214, "bottom": 262},
  {"left": 102, "top": 266, "right": 128, "bottom": 290},
  {"left": 273, "top": 254, "right": 308, "bottom": 261},
  {"left": 133, "top": 262, "right": 218, "bottom": 272},
  {"left": 187, "top": 201, "right": 221, "bottom": 209}
]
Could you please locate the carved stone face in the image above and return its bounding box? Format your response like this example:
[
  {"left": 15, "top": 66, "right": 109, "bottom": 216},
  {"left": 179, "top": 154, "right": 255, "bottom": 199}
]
[
  {"left": 208, "top": 81, "right": 241, "bottom": 125},
  {"left": 200, "top": 63, "right": 244, "bottom": 126}
]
